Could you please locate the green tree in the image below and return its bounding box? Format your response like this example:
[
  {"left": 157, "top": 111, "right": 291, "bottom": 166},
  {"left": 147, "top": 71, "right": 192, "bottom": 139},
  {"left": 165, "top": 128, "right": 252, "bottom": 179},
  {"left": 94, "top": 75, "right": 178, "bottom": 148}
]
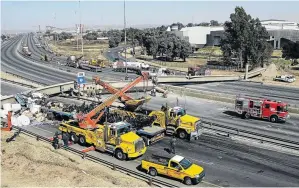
[
  {"left": 180, "top": 40, "right": 192, "bottom": 61},
  {"left": 196, "top": 22, "right": 209, "bottom": 26},
  {"left": 109, "top": 37, "right": 117, "bottom": 48},
  {"left": 170, "top": 22, "right": 185, "bottom": 30},
  {"left": 210, "top": 20, "right": 220, "bottom": 26},
  {"left": 282, "top": 41, "right": 299, "bottom": 64},
  {"left": 1, "top": 34, "right": 6, "bottom": 40},
  {"left": 221, "top": 6, "right": 270, "bottom": 68},
  {"left": 186, "top": 23, "right": 194, "bottom": 27}
]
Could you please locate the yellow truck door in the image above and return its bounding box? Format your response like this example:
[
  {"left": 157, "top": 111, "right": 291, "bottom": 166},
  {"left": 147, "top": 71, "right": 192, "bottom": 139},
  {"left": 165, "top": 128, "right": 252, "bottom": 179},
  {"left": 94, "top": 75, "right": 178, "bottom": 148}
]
[{"left": 167, "top": 161, "right": 183, "bottom": 180}]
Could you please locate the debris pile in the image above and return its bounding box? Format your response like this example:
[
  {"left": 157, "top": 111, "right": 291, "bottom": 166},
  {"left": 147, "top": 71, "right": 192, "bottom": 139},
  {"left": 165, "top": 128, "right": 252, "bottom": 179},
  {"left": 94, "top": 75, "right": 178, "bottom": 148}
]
[{"left": 1, "top": 90, "right": 102, "bottom": 130}]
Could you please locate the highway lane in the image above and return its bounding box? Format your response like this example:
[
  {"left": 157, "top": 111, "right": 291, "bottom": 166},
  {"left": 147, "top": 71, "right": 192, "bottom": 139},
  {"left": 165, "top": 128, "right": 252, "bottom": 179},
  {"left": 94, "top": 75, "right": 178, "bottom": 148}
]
[
  {"left": 1, "top": 35, "right": 138, "bottom": 86},
  {"left": 25, "top": 34, "right": 140, "bottom": 82},
  {"left": 145, "top": 93, "right": 299, "bottom": 142},
  {"left": 1, "top": 81, "right": 29, "bottom": 95},
  {"left": 184, "top": 82, "right": 299, "bottom": 106},
  {"left": 1, "top": 35, "right": 73, "bottom": 84}
]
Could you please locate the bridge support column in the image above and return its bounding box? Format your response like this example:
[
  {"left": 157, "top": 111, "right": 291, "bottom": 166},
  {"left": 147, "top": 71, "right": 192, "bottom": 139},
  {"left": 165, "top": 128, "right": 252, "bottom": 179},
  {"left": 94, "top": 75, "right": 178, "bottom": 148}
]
[{"left": 245, "top": 64, "right": 249, "bottom": 80}]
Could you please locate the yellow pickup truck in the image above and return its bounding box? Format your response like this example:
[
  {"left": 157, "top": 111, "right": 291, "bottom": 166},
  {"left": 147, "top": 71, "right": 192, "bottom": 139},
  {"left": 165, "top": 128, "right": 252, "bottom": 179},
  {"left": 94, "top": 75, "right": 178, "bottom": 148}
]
[{"left": 141, "top": 154, "right": 205, "bottom": 185}]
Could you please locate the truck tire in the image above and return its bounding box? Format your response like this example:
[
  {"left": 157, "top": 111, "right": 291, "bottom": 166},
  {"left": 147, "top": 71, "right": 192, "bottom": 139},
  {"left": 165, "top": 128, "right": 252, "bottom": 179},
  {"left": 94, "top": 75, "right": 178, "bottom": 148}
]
[
  {"left": 115, "top": 149, "right": 125, "bottom": 160},
  {"left": 78, "top": 135, "right": 86, "bottom": 145},
  {"left": 270, "top": 115, "right": 278, "bottom": 123},
  {"left": 177, "top": 129, "right": 187, "bottom": 139},
  {"left": 70, "top": 132, "right": 79, "bottom": 143},
  {"left": 184, "top": 176, "right": 192, "bottom": 185},
  {"left": 149, "top": 167, "right": 158, "bottom": 176}
]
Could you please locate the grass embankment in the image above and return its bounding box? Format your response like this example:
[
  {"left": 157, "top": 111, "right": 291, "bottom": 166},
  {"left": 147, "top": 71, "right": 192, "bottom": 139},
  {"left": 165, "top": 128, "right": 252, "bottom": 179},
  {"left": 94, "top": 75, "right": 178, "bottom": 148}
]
[
  {"left": 48, "top": 40, "right": 109, "bottom": 61},
  {"left": 1, "top": 131, "right": 148, "bottom": 187}
]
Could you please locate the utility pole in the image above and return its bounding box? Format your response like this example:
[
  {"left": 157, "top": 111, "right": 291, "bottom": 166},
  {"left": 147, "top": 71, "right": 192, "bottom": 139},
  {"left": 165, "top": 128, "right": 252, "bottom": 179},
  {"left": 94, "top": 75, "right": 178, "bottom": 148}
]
[
  {"left": 53, "top": 12, "right": 56, "bottom": 46},
  {"left": 75, "top": 10, "right": 78, "bottom": 51},
  {"left": 124, "top": 0, "right": 128, "bottom": 80},
  {"left": 79, "top": 0, "right": 84, "bottom": 57}
]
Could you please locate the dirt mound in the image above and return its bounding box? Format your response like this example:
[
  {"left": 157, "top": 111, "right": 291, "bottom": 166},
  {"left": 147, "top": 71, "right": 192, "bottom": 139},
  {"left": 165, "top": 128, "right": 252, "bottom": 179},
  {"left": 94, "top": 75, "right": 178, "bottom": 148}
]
[
  {"left": 1, "top": 131, "right": 148, "bottom": 187},
  {"left": 261, "top": 63, "right": 278, "bottom": 81}
]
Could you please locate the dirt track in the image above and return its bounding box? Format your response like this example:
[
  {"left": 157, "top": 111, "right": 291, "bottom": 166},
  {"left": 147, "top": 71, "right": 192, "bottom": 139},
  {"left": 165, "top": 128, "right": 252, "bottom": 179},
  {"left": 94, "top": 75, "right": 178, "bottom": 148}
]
[{"left": 1, "top": 131, "right": 148, "bottom": 187}]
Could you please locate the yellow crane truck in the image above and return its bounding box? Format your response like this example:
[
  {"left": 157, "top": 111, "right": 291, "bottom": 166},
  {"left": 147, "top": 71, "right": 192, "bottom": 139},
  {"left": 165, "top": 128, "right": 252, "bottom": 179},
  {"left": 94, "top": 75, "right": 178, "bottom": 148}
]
[
  {"left": 141, "top": 154, "right": 205, "bottom": 185},
  {"left": 149, "top": 105, "right": 202, "bottom": 140},
  {"left": 111, "top": 105, "right": 202, "bottom": 141},
  {"left": 59, "top": 121, "right": 146, "bottom": 160}
]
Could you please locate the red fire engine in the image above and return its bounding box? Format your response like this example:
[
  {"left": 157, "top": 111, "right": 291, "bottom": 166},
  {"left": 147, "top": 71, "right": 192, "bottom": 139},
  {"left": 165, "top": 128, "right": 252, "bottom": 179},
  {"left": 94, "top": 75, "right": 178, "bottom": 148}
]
[{"left": 235, "top": 96, "right": 290, "bottom": 123}]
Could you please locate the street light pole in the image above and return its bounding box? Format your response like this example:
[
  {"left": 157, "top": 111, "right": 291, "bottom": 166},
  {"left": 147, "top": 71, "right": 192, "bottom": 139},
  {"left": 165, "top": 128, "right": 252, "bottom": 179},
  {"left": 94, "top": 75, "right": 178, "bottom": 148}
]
[
  {"left": 79, "top": 0, "right": 84, "bottom": 57},
  {"left": 124, "top": 0, "right": 128, "bottom": 80}
]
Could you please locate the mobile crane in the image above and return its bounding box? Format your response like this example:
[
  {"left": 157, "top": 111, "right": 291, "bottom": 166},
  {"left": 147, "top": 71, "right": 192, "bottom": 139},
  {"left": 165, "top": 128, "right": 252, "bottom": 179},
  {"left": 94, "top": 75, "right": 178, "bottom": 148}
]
[
  {"left": 59, "top": 72, "right": 149, "bottom": 160},
  {"left": 93, "top": 74, "right": 165, "bottom": 146}
]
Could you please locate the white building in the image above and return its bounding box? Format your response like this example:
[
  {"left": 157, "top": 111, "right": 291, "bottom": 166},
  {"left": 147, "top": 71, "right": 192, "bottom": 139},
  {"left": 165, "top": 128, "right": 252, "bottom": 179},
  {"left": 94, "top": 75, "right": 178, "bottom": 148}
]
[{"left": 168, "top": 20, "right": 299, "bottom": 49}]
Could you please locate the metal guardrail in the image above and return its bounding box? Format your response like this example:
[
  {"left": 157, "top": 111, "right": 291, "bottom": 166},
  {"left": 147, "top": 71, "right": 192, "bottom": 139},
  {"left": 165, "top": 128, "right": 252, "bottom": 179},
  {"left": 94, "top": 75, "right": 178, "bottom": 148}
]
[
  {"left": 1, "top": 78, "right": 36, "bottom": 89},
  {"left": 13, "top": 127, "right": 178, "bottom": 187},
  {"left": 201, "top": 120, "right": 299, "bottom": 150}
]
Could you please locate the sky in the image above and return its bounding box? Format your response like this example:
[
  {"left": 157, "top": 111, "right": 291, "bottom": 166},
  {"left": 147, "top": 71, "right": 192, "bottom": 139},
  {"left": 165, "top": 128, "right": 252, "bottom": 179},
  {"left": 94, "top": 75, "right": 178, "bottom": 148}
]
[{"left": 1, "top": 1, "right": 299, "bottom": 33}]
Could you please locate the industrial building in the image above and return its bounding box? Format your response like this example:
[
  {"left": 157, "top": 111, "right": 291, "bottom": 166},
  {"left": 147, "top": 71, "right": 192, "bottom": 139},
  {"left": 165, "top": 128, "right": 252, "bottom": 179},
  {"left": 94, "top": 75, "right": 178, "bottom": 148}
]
[{"left": 169, "top": 20, "right": 299, "bottom": 49}]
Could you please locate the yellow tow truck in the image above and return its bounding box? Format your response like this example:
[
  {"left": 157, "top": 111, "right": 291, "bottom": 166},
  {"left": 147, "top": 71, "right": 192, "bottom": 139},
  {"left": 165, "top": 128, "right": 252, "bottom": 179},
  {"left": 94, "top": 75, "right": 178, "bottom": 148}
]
[
  {"left": 148, "top": 105, "right": 202, "bottom": 140},
  {"left": 141, "top": 154, "right": 205, "bottom": 185},
  {"left": 59, "top": 121, "right": 146, "bottom": 160},
  {"left": 59, "top": 72, "right": 149, "bottom": 160}
]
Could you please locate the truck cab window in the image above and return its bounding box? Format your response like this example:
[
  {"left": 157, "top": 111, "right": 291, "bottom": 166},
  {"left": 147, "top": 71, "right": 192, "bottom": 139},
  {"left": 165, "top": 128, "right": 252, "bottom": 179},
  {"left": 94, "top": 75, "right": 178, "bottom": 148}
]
[
  {"left": 170, "top": 161, "right": 179, "bottom": 169},
  {"left": 265, "top": 104, "right": 270, "bottom": 108},
  {"left": 277, "top": 106, "right": 282, "bottom": 112}
]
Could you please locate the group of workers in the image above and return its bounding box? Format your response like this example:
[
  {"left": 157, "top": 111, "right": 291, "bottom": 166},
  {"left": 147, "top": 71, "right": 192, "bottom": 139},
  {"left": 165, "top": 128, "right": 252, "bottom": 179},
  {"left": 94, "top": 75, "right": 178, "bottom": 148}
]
[{"left": 52, "top": 131, "right": 70, "bottom": 149}]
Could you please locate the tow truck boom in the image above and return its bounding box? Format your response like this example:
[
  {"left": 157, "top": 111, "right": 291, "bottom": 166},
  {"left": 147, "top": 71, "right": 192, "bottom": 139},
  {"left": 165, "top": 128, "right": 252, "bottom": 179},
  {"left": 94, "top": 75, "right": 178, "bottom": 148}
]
[{"left": 79, "top": 72, "right": 149, "bottom": 129}]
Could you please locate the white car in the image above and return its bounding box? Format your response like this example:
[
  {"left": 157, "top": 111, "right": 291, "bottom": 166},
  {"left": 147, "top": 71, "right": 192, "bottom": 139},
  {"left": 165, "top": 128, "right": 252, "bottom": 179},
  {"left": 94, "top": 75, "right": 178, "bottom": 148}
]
[{"left": 274, "top": 75, "right": 296, "bottom": 83}]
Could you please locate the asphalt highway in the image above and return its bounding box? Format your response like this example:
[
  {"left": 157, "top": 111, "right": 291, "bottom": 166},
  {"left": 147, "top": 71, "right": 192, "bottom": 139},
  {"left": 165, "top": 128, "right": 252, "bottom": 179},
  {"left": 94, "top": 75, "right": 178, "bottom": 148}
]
[
  {"left": 1, "top": 34, "right": 139, "bottom": 86},
  {"left": 18, "top": 93, "right": 299, "bottom": 187},
  {"left": 0, "top": 81, "right": 29, "bottom": 95},
  {"left": 184, "top": 82, "right": 299, "bottom": 107}
]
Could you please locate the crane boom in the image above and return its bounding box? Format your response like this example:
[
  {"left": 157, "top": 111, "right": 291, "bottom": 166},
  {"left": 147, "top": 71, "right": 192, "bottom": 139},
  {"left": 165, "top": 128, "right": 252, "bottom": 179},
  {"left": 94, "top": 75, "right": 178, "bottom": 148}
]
[
  {"left": 78, "top": 72, "right": 148, "bottom": 129},
  {"left": 93, "top": 71, "right": 149, "bottom": 101},
  {"left": 93, "top": 77, "right": 132, "bottom": 101}
]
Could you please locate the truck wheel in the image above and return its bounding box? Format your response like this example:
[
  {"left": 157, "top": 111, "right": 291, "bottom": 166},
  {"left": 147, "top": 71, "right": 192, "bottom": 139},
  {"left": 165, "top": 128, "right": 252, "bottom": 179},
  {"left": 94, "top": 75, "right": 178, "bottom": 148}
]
[
  {"left": 184, "top": 177, "right": 192, "bottom": 185},
  {"left": 70, "top": 133, "right": 79, "bottom": 143},
  {"left": 178, "top": 129, "right": 187, "bottom": 139},
  {"left": 270, "top": 115, "right": 278, "bottom": 123},
  {"left": 245, "top": 112, "right": 250, "bottom": 119},
  {"left": 78, "top": 135, "right": 86, "bottom": 145},
  {"left": 149, "top": 167, "right": 158, "bottom": 176},
  {"left": 115, "top": 149, "right": 125, "bottom": 160}
]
